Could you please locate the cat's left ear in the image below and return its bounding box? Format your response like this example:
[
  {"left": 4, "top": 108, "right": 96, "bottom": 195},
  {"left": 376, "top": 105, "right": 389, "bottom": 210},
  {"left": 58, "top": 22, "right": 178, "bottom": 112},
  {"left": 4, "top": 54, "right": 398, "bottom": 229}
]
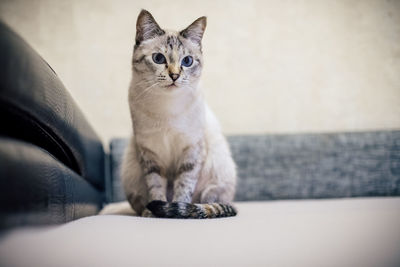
[{"left": 180, "top": 16, "right": 207, "bottom": 46}]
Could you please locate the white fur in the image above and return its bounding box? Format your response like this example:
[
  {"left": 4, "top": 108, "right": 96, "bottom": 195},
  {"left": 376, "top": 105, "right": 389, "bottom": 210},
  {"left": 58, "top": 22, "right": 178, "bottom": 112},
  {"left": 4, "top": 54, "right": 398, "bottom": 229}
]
[
  {"left": 122, "top": 78, "right": 236, "bottom": 213},
  {"left": 121, "top": 11, "right": 236, "bottom": 216}
]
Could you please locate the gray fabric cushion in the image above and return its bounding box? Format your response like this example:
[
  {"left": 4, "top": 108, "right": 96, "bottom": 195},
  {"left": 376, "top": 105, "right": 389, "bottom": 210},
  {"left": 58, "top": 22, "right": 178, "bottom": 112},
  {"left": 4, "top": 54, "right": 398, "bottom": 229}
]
[{"left": 108, "top": 131, "right": 400, "bottom": 202}]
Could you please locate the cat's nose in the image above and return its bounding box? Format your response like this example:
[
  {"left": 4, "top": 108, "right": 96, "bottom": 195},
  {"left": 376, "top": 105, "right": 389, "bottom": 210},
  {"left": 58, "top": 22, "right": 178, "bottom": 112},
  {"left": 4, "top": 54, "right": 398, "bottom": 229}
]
[{"left": 169, "top": 73, "right": 180, "bottom": 82}]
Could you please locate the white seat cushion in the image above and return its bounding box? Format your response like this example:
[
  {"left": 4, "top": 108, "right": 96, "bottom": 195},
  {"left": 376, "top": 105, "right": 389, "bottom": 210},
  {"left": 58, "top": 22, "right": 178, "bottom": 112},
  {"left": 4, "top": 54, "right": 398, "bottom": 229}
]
[{"left": 1, "top": 197, "right": 400, "bottom": 267}]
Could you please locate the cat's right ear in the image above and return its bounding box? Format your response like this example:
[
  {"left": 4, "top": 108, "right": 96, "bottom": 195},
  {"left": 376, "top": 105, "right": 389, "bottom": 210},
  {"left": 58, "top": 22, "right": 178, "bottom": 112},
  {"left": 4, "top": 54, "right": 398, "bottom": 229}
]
[
  {"left": 180, "top": 16, "right": 207, "bottom": 46},
  {"left": 135, "top": 10, "right": 165, "bottom": 47}
]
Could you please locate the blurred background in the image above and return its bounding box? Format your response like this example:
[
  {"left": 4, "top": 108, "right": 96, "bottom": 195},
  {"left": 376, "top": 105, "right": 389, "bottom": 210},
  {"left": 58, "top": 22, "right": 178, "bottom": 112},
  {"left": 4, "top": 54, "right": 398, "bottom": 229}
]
[{"left": 0, "top": 0, "right": 399, "bottom": 144}]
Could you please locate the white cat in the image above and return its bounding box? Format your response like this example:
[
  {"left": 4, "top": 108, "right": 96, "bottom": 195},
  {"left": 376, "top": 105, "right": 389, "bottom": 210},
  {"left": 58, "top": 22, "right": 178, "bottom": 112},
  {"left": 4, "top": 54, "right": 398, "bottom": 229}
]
[{"left": 120, "top": 10, "right": 237, "bottom": 218}]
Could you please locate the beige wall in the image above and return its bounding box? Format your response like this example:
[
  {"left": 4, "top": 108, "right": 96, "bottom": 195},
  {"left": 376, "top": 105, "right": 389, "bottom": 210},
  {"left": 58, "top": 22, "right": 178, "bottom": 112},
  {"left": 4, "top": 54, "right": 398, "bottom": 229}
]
[{"left": 1, "top": 0, "right": 399, "bottom": 143}]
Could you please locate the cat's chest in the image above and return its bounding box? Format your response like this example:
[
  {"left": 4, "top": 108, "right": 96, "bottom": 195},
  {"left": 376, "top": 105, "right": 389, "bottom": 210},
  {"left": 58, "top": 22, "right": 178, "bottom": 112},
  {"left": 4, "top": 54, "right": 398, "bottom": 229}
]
[
  {"left": 152, "top": 129, "right": 187, "bottom": 163},
  {"left": 136, "top": 117, "right": 202, "bottom": 169}
]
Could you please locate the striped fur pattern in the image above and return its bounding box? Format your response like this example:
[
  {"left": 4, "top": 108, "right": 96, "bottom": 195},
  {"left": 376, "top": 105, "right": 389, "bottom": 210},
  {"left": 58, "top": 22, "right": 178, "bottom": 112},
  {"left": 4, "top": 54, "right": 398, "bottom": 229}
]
[
  {"left": 147, "top": 201, "right": 237, "bottom": 219},
  {"left": 122, "top": 10, "right": 237, "bottom": 219}
]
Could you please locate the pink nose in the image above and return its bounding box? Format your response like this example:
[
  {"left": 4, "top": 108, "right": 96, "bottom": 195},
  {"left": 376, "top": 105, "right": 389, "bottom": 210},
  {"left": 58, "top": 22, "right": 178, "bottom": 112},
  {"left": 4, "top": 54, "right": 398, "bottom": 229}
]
[{"left": 169, "top": 73, "right": 179, "bottom": 81}]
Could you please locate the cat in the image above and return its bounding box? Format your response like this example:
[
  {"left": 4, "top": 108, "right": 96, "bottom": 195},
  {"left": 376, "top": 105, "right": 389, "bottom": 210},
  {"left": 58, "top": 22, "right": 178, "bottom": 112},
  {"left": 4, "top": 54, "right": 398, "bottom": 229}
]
[{"left": 121, "top": 9, "right": 237, "bottom": 218}]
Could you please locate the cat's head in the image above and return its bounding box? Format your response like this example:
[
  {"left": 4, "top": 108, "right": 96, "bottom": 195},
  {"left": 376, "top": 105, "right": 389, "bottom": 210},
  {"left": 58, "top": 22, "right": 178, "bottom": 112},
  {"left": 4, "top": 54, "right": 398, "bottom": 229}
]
[{"left": 132, "top": 10, "right": 206, "bottom": 92}]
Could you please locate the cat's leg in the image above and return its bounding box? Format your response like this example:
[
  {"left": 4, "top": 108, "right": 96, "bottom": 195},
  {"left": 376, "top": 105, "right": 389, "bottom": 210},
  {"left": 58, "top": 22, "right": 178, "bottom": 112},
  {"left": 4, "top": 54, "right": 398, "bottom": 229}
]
[
  {"left": 122, "top": 139, "right": 148, "bottom": 216},
  {"left": 123, "top": 140, "right": 167, "bottom": 217},
  {"left": 172, "top": 144, "right": 203, "bottom": 203},
  {"left": 199, "top": 134, "right": 236, "bottom": 204},
  {"left": 138, "top": 146, "right": 168, "bottom": 202},
  {"left": 199, "top": 164, "right": 236, "bottom": 204},
  {"left": 200, "top": 184, "right": 234, "bottom": 204}
]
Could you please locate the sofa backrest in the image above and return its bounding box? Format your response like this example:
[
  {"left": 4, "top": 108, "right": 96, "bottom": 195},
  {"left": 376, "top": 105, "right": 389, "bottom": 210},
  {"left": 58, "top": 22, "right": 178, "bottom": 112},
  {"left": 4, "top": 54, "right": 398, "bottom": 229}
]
[
  {"left": 229, "top": 131, "right": 400, "bottom": 201},
  {"left": 108, "top": 131, "right": 400, "bottom": 202}
]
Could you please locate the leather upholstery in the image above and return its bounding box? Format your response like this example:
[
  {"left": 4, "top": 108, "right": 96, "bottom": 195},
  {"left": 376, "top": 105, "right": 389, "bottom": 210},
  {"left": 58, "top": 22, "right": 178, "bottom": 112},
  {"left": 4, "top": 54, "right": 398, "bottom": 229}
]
[
  {"left": 0, "top": 137, "right": 102, "bottom": 228},
  {"left": 0, "top": 21, "right": 104, "bottom": 190},
  {"left": 0, "top": 21, "right": 105, "bottom": 229}
]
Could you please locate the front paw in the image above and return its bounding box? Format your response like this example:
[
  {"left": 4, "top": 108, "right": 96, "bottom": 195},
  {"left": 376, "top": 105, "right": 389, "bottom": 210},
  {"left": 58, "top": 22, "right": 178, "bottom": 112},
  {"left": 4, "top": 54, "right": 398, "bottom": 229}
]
[{"left": 141, "top": 208, "right": 155, "bottom": 218}]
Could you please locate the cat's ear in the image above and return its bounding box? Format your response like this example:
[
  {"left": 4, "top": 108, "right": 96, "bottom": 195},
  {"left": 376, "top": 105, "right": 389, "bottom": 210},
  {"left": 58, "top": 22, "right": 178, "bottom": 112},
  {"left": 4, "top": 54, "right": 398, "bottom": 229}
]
[
  {"left": 180, "top": 16, "right": 207, "bottom": 46},
  {"left": 135, "top": 10, "right": 165, "bottom": 46}
]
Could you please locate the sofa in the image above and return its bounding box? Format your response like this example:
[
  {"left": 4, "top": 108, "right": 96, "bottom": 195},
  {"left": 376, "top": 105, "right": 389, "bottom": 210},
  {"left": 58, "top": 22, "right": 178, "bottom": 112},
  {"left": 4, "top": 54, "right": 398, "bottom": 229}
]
[{"left": 0, "top": 21, "right": 399, "bottom": 267}]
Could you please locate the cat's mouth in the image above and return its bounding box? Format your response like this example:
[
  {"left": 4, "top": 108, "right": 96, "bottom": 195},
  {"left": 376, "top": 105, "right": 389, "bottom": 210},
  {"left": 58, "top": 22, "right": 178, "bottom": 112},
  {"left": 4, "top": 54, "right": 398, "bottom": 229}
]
[{"left": 166, "top": 83, "right": 178, "bottom": 89}]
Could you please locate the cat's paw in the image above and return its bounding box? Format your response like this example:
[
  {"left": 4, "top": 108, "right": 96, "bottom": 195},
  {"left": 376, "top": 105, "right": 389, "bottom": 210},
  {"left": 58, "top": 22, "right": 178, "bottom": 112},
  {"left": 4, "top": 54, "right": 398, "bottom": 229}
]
[
  {"left": 99, "top": 201, "right": 137, "bottom": 216},
  {"left": 200, "top": 185, "right": 220, "bottom": 203},
  {"left": 141, "top": 208, "right": 155, "bottom": 218}
]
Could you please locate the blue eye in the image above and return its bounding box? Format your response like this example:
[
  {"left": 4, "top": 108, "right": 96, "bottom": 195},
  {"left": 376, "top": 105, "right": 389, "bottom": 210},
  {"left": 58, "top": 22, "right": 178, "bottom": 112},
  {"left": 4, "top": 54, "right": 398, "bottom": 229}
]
[
  {"left": 152, "top": 53, "right": 166, "bottom": 64},
  {"left": 181, "top": 56, "right": 193, "bottom": 67}
]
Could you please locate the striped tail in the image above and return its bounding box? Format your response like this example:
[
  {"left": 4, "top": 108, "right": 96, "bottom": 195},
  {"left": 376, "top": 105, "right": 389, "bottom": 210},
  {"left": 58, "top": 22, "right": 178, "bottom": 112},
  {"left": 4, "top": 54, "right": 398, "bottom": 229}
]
[{"left": 146, "top": 200, "right": 237, "bottom": 219}]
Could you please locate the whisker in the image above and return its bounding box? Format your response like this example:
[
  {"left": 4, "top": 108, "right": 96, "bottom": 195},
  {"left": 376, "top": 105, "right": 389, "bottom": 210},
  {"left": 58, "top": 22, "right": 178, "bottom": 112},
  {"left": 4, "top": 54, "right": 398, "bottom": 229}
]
[{"left": 133, "top": 82, "right": 160, "bottom": 102}]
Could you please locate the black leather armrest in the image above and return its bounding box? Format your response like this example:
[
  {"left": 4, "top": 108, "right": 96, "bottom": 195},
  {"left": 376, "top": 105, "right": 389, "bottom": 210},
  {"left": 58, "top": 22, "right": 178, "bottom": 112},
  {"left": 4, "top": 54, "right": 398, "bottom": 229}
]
[
  {"left": 0, "top": 21, "right": 105, "bottom": 190},
  {"left": 0, "top": 136, "right": 102, "bottom": 229}
]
